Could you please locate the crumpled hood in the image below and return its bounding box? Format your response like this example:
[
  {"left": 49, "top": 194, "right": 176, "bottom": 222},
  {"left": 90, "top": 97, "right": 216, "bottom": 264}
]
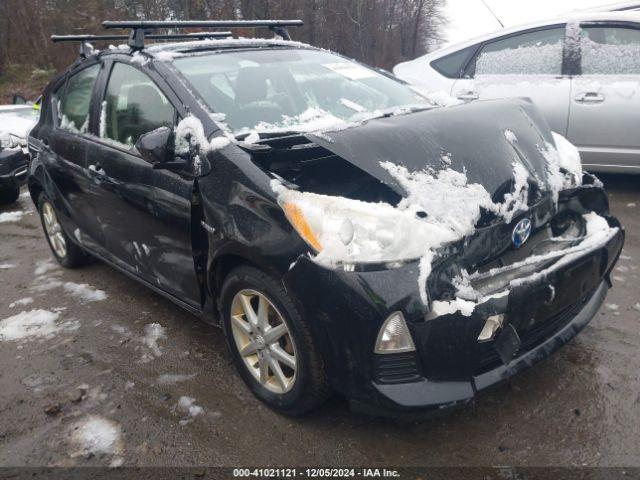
[{"left": 309, "top": 98, "right": 555, "bottom": 201}]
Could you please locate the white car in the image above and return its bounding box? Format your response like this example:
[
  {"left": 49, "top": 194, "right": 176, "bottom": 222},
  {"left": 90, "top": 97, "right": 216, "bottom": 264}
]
[{"left": 394, "top": 12, "right": 640, "bottom": 173}]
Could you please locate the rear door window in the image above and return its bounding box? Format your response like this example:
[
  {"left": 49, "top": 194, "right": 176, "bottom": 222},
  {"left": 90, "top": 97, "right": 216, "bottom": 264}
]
[
  {"left": 101, "top": 62, "right": 175, "bottom": 148},
  {"left": 471, "top": 27, "right": 566, "bottom": 76},
  {"left": 580, "top": 26, "right": 640, "bottom": 74},
  {"left": 58, "top": 64, "right": 101, "bottom": 133}
]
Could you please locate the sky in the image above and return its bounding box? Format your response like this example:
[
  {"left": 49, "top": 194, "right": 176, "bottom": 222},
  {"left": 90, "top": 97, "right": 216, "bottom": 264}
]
[{"left": 442, "top": 0, "right": 632, "bottom": 45}]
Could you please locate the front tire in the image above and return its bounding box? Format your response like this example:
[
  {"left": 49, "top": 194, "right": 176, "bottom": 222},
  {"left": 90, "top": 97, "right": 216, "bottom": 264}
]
[
  {"left": 220, "top": 266, "right": 331, "bottom": 416},
  {"left": 37, "top": 193, "right": 87, "bottom": 268}
]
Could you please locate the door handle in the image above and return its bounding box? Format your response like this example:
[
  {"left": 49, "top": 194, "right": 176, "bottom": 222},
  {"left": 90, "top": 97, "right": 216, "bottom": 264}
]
[
  {"left": 575, "top": 92, "right": 605, "bottom": 104},
  {"left": 88, "top": 163, "right": 105, "bottom": 175},
  {"left": 457, "top": 91, "right": 479, "bottom": 101}
]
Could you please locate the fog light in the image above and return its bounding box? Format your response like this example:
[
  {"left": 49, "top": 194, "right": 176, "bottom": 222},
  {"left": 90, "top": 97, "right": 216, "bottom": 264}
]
[
  {"left": 477, "top": 314, "right": 505, "bottom": 343},
  {"left": 374, "top": 312, "right": 416, "bottom": 354}
]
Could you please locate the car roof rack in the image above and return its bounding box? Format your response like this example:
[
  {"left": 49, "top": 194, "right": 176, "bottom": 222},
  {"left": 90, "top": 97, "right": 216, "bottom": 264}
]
[
  {"left": 51, "top": 32, "right": 235, "bottom": 57},
  {"left": 102, "top": 19, "right": 304, "bottom": 49}
]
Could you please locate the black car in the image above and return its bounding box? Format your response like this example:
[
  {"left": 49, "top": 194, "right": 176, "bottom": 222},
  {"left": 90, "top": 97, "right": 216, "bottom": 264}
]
[
  {"left": 27, "top": 20, "right": 624, "bottom": 417},
  {"left": 0, "top": 105, "right": 37, "bottom": 203}
]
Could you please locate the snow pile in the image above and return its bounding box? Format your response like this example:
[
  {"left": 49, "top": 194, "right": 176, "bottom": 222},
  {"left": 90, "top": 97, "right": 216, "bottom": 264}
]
[
  {"left": 63, "top": 282, "right": 107, "bottom": 302},
  {"left": 540, "top": 132, "right": 584, "bottom": 203},
  {"left": 141, "top": 323, "right": 166, "bottom": 360},
  {"left": 153, "top": 50, "right": 183, "bottom": 62},
  {"left": 0, "top": 211, "right": 25, "bottom": 223},
  {"left": 551, "top": 132, "right": 583, "bottom": 180},
  {"left": 498, "top": 162, "right": 530, "bottom": 224},
  {"left": 175, "top": 115, "right": 230, "bottom": 155},
  {"left": 476, "top": 42, "right": 563, "bottom": 75},
  {"left": 71, "top": 416, "right": 124, "bottom": 466},
  {"left": 9, "top": 297, "right": 34, "bottom": 308},
  {"left": 130, "top": 51, "right": 149, "bottom": 66},
  {"left": 251, "top": 107, "right": 349, "bottom": 136},
  {"left": 177, "top": 396, "right": 204, "bottom": 425},
  {"left": 34, "top": 259, "right": 58, "bottom": 276},
  {"left": 0, "top": 309, "right": 78, "bottom": 342},
  {"left": 409, "top": 86, "right": 463, "bottom": 107},
  {"left": 174, "top": 115, "right": 230, "bottom": 175}
]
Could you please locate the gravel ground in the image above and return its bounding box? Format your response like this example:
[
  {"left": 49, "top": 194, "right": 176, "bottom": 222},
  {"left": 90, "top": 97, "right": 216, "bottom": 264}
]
[{"left": 0, "top": 175, "right": 638, "bottom": 468}]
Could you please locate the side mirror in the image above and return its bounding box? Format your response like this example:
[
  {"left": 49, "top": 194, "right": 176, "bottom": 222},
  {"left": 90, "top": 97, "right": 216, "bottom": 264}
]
[
  {"left": 12, "top": 94, "right": 27, "bottom": 105},
  {"left": 135, "top": 127, "right": 177, "bottom": 167}
]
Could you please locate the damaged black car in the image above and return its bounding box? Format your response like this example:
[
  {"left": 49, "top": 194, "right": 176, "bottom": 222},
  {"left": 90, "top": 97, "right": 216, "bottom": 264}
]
[{"left": 27, "top": 20, "right": 624, "bottom": 417}]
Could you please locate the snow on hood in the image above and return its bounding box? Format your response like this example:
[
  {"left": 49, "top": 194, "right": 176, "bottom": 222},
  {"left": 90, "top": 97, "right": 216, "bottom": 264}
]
[
  {"left": 0, "top": 110, "right": 38, "bottom": 141},
  {"left": 272, "top": 98, "right": 587, "bottom": 306}
]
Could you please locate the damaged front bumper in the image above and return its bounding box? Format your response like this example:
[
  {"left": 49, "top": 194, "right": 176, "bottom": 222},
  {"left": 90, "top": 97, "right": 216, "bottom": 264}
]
[{"left": 283, "top": 186, "right": 624, "bottom": 417}]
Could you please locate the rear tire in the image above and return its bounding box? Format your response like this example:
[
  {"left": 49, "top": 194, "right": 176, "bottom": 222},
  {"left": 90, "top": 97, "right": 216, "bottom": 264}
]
[
  {"left": 0, "top": 179, "right": 19, "bottom": 204},
  {"left": 220, "top": 265, "right": 331, "bottom": 416},
  {"left": 37, "top": 193, "right": 87, "bottom": 268}
]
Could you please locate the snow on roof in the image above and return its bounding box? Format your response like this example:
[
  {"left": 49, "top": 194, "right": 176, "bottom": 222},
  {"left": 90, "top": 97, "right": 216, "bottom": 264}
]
[{"left": 145, "top": 37, "right": 313, "bottom": 57}]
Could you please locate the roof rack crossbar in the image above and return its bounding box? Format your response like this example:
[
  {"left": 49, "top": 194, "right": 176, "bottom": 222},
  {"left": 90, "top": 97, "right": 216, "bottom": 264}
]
[
  {"left": 102, "top": 19, "right": 304, "bottom": 46},
  {"left": 51, "top": 32, "right": 233, "bottom": 43}
]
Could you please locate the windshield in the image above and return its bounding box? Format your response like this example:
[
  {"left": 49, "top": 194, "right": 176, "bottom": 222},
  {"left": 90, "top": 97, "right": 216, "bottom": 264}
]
[{"left": 173, "top": 48, "right": 432, "bottom": 135}]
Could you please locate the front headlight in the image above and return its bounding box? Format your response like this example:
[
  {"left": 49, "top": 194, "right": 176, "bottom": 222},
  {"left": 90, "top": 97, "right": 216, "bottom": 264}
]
[{"left": 274, "top": 182, "right": 456, "bottom": 267}]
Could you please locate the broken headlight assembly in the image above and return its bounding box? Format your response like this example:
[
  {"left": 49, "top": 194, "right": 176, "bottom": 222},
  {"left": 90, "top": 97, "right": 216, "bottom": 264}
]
[{"left": 276, "top": 186, "right": 450, "bottom": 267}]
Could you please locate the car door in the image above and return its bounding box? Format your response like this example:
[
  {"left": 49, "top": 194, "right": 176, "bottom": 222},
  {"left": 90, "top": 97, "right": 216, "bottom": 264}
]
[
  {"left": 567, "top": 22, "right": 640, "bottom": 172},
  {"left": 451, "top": 26, "right": 572, "bottom": 135},
  {"left": 46, "top": 63, "right": 105, "bottom": 251},
  {"left": 85, "top": 61, "right": 201, "bottom": 306}
]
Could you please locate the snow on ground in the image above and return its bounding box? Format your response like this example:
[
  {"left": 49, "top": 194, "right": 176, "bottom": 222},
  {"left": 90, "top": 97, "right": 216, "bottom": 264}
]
[
  {"left": 0, "top": 263, "right": 15, "bottom": 269},
  {"left": 0, "top": 309, "right": 79, "bottom": 342},
  {"left": 0, "top": 211, "right": 25, "bottom": 223},
  {"left": 9, "top": 297, "right": 33, "bottom": 308},
  {"left": 628, "top": 203, "right": 637, "bottom": 208},
  {"left": 140, "top": 323, "right": 166, "bottom": 361},
  {"left": 177, "top": 396, "right": 204, "bottom": 425},
  {"left": 70, "top": 416, "right": 124, "bottom": 466},
  {"left": 34, "top": 259, "right": 58, "bottom": 276},
  {"left": 63, "top": 282, "right": 107, "bottom": 302},
  {"left": 31, "top": 278, "right": 63, "bottom": 293},
  {"left": 30, "top": 275, "right": 107, "bottom": 302},
  {"left": 157, "top": 374, "right": 197, "bottom": 385}
]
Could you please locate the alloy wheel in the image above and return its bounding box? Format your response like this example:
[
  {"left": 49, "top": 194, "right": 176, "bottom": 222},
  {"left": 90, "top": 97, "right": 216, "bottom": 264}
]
[
  {"left": 42, "top": 201, "right": 67, "bottom": 259},
  {"left": 230, "top": 289, "right": 297, "bottom": 394}
]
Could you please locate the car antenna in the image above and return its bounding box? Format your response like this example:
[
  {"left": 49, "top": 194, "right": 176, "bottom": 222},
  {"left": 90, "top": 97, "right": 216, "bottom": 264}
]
[
  {"left": 479, "top": 0, "right": 505, "bottom": 28},
  {"left": 101, "top": 20, "right": 304, "bottom": 50}
]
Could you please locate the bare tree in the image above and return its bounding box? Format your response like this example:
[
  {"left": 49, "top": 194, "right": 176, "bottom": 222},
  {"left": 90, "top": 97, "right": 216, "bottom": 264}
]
[{"left": 0, "top": 0, "right": 446, "bottom": 101}]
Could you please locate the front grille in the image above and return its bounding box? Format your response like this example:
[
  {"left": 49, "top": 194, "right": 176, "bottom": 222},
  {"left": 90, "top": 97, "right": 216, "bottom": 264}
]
[
  {"left": 374, "top": 352, "right": 422, "bottom": 384},
  {"left": 474, "top": 291, "right": 594, "bottom": 376}
]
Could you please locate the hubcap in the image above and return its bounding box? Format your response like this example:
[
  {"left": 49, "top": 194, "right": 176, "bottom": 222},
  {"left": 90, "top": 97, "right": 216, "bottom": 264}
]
[
  {"left": 230, "top": 289, "right": 297, "bottom": 394},
  {"left": 42, "top": 202, "right": 67, "bottom": 258}
]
